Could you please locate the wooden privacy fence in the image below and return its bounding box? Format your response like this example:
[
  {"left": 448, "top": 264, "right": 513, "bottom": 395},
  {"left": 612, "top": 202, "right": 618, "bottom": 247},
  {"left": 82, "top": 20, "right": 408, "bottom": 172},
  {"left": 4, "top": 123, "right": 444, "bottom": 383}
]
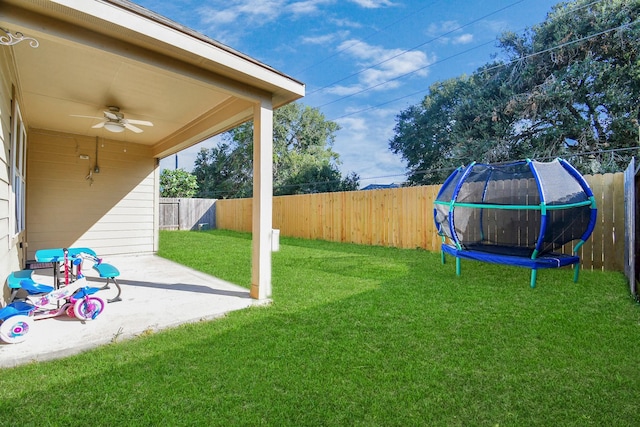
[
  {"left": 215, "top": 172, "right": 625, "bottom": 271},
  {"left": 159, "top": 198, "right": 216, "bottom": 231}
]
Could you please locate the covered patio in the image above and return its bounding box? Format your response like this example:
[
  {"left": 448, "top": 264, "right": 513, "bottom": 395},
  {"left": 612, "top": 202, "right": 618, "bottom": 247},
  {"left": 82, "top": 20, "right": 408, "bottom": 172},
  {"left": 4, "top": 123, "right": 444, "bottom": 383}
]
[{"left": 0, "top": 0, "right": 305, "bottom": 307}]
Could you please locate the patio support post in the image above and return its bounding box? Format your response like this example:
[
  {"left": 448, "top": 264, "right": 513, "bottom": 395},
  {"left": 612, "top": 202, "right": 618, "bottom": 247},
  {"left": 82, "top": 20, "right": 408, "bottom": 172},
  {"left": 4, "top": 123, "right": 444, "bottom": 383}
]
[{"left": 250, "top": 97, "right": 273, "bottom": 300}]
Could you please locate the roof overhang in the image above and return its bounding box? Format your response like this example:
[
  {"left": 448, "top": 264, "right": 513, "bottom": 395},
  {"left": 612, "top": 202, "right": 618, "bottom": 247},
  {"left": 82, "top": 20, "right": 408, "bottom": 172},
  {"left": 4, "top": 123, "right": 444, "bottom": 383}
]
[{"left": 0, "top": 0, "right": 305, "bottom": 158}]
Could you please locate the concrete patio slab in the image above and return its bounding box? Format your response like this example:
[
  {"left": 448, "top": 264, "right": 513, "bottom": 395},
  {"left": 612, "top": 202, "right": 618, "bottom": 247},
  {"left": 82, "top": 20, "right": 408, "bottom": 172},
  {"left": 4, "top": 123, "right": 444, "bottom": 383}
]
[{"left": 0, "top": 254, "right": 264, "bottom": 368}]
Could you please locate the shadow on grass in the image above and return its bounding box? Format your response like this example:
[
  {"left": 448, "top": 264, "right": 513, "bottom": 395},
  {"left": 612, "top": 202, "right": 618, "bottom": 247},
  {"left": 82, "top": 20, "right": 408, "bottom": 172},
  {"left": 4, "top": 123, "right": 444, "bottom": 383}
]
[
  {"left": 2, "top": 231, "right": 637, "bottom": 425},
  {"left": 2, "top": 241, "right": 637, "bottom": 425}
]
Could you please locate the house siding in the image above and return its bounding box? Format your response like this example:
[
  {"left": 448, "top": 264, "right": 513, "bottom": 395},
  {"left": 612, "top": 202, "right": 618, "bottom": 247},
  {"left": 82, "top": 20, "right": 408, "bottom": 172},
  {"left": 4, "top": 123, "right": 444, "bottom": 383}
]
[
  {"left": 0, "top": 47, "right": 24, "bottom": 305},
  {"left": 26, "top": 130, "right": 156, "bottom": 259}
]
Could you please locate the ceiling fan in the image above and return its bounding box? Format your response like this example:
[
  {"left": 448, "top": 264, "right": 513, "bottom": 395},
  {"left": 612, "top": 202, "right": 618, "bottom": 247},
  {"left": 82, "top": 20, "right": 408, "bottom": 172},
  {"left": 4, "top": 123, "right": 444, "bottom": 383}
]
[{"left": 72, "top": 106, "right": 153, "bottom": 133}]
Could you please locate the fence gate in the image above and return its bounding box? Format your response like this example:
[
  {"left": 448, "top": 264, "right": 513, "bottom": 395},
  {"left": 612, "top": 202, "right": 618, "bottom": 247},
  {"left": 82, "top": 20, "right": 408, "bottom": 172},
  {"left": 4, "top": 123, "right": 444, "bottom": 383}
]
[
  {"left": 159, "top": 199, "right": 180, "bottom": 230},
  {"left": 159, "top": 198, "right": 216, "bottom": 231}
]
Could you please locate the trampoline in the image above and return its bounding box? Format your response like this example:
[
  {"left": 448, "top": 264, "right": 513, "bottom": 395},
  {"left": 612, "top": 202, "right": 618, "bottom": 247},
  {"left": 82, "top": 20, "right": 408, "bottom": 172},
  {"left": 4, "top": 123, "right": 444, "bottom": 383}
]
[{"left": 434, "top": 158, "right": 597, "bottom": 287}]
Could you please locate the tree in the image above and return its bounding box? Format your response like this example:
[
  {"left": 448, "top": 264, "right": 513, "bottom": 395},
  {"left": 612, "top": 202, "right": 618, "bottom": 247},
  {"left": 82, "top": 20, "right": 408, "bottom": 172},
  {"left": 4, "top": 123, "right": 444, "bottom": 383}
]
[
  {"left": 278, "top": 164, "right": 359, "bottom": 194},
  {"left": 193, "top": 143, "right": 253, "bottom": 199},
  {"left": 390, "top": 0, "right": 640, "bottom": 183},
  {"left": 193, "top": 102, "right": 360, "bottom": 198},
  {"left": 498, "top": 0, "right": 640, "bottom": 173},
  {"left": 159, "top": 168, "right": 198, "bottom": 197},
  {"left": 390, "top": 67, "right": 521, "bottom": 184}
]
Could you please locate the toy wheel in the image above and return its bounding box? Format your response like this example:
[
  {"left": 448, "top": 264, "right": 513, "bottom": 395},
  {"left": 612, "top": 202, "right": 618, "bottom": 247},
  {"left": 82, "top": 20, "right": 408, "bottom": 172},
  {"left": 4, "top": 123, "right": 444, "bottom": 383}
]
[
  {"left": 0, "top": 315, "right": 34, "bottom": 344},
  {"left": 73, "top": 297, "right": 106, "bottom": 321},
  {"left": 66, "top": 304, "right": 76, "bottom": 318}
]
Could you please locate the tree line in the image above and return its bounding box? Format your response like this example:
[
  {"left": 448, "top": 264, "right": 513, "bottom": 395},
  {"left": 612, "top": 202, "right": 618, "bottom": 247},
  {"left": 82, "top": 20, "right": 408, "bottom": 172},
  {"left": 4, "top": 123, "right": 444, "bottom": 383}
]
[
  {"left": 160, "top": 103, "right": 359, "bottom": 198},
  {"left": 390, "top": 0, "right": 640, "bottom": 184}
]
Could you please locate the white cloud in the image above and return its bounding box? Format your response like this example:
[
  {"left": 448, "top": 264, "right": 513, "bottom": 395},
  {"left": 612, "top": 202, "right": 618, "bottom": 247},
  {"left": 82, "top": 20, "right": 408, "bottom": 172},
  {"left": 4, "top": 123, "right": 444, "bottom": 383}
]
[
  {"left": 198, "top": 0, "right": 339, "bottom": 31},
  {"left": 288, "top": 0, "right": 333, "bottom": 15},
  {"left": 324, "top": 84, "right": 366, "bottom": 96},
  {"left": 198, "top": 0, "right": 283, "bottom": 26},
  {"left": 324, "top": 39, "right": 432, "bottom": 95},
  {"left": 348, "top": 0, "right": 396, "bottom": 8},
  {"left": 427, "top": 20, "right": 460, "bottom": 35},
  {"left": 426, "top": 20, "right": 475, "bottom": 45},
  {"left": 330, "top": 17, "right": 363, "bottom": 28},
  {"left": 453, "top": 33, "right": 473, "bottom": 44},
  {"left": 334, "top": 109, "right": 406, "bottom": 182},
  {"left": 301, "top": 31, "right": 349, "bottom": 45},
  {"left": 198, "top": 0, "right": 324, "bottom": 34},
  {"left": 197, "top": 0, "right": 395, "bottom": 34}
]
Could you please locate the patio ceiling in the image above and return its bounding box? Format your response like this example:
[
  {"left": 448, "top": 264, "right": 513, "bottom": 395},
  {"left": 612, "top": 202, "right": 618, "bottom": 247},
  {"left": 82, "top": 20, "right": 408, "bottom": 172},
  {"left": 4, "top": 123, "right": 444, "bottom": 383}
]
[{"left": 1, "top": 0, "right": 304, "bottom": 159}]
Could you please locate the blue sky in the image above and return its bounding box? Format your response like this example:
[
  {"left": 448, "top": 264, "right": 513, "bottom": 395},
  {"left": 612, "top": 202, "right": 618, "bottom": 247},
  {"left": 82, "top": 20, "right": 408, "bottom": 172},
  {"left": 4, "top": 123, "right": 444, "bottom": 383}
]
[{"left": 146, "top": 0, "right": 559, "bottom": 186}]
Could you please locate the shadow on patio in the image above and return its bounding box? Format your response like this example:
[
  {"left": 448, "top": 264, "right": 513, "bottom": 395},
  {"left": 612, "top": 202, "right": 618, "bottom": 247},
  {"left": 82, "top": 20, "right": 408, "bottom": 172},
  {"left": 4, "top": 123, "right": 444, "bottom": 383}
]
[{"left": 0, "top": 254, "right": 263, "bottom": 368}]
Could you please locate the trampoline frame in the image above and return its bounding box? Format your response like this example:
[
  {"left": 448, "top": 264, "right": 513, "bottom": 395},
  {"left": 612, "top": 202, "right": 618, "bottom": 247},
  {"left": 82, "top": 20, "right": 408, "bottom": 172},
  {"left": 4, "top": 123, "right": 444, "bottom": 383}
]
[{"left": 434, "top": 158, "right": 598, "bottom": 288}]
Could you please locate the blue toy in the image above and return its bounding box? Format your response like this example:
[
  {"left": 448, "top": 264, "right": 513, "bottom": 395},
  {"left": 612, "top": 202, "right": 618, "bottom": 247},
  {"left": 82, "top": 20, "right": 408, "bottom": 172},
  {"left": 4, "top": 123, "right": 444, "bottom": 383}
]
[{"left": 71, "top": 250, "right": 122, "bottom": 303}]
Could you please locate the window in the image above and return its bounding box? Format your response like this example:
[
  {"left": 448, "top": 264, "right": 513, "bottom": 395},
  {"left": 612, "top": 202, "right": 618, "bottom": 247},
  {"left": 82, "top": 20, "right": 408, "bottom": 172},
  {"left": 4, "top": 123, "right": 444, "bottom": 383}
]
[{"left": 11, "top": 101, "right": 26, "bottom": 236}]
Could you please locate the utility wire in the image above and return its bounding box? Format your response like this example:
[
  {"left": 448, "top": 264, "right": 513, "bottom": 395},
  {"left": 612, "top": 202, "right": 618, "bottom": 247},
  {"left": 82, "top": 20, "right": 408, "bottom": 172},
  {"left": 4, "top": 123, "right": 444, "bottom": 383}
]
[
  {"left": 291, "top": 0, "right": 444, "bottom": 76},
  {"left": 406, "top": 146, "right": 640, "bottom": 179},
  {"left": 203, "top": 17, "right": 637, "bottom": 196},
  {"left": 311, "top": 0, "right": 606, "bottom": 113},
  {"left": 371, "top": 146, "right": 640, "bottom": 185},
  {"left": 317, "top": 38, "right": 497, "bottom": 109},
  {"left": 278, "top": 1, "right": 632, "bottom": 190},
  {"left": 198, "top": 144, "right": 638, "bottom": 197},
  {"left": 327, "top": 18, "right": 639, "bottom": 122},
  {"left": 306, "top": 0, "right": 529, "bottom": 97}
]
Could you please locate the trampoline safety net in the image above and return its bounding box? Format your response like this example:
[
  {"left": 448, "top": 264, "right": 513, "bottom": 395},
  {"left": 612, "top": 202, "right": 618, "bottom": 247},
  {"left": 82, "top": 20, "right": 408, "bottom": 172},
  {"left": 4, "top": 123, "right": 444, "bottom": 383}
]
[{"left": 434, "top": 158, "right": 597, "bottom": 257}]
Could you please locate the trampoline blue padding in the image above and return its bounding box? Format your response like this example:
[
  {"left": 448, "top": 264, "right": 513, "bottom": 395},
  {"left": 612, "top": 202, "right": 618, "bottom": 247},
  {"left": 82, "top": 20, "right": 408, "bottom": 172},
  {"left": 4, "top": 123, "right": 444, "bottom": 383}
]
[
  {"left": 441, "top": 244, "right": 580, "bottom": 269},
  {"left": 440, "top": 243, "right": 581, "bottom": 288}
]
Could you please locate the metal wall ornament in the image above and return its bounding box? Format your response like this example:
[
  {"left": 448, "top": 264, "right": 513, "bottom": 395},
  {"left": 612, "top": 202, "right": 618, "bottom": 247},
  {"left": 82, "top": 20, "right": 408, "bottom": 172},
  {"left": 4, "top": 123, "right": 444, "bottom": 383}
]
[{"left": 0, "top": 28, "right": 39, "bottom": 48}]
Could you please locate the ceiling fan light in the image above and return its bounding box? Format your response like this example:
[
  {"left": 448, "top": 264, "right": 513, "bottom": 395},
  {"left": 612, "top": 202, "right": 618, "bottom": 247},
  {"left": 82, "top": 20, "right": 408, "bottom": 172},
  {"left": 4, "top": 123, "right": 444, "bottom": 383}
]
[{"left": 104, "top": 121, "right": 125, "bottom": 133}]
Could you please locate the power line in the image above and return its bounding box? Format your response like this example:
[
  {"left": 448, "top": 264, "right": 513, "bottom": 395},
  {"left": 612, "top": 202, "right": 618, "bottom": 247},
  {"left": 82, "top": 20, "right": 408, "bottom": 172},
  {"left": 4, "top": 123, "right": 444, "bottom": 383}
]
[
  {"left": 317, "top": 38, "right": 496, "bottom": 109},
  {"left": 312, "top": 0, "right": 606, "bottom": 115},
  {"left": 306, "top": 0, "right": 529, "bottom": 98},
  {"left": 203, "top": 17, "right": 638, "bottom": 193},
  {"left": 327, "top": 18, "right": 639, "bottom": 122},
  {"left": 291, "top": 0, "right": 444, "bottom": 76}
]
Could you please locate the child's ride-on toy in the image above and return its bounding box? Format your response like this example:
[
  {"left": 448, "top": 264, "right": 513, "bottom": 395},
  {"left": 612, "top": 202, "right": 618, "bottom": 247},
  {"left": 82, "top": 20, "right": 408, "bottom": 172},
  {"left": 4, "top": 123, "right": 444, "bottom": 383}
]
[{"left": 0, "top": 272, "right": 105, "bottom": 344}]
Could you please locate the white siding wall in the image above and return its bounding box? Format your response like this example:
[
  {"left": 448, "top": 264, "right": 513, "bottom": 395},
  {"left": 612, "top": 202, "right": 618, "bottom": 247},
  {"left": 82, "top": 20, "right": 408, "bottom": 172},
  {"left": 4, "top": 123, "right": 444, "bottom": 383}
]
[
  {"left": 0, "top": 48, "right": 23, "bottom": 305},
  {"left": 27, "top": 130, "right": 157, "bottom": 258}
]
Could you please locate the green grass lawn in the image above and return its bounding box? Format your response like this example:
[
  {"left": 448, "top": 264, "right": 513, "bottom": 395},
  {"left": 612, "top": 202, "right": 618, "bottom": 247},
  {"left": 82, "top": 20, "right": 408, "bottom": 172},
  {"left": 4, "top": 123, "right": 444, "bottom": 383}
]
[{"left": 1, "top": 229, "right": 639, "bottom": 426}]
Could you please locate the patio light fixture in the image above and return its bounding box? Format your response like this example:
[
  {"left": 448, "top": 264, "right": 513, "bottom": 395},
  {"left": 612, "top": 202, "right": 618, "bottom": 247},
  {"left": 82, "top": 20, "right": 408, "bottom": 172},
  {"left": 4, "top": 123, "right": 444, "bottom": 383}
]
[{"left": 103, "top": 121, "right": 125, "bottom": 133}]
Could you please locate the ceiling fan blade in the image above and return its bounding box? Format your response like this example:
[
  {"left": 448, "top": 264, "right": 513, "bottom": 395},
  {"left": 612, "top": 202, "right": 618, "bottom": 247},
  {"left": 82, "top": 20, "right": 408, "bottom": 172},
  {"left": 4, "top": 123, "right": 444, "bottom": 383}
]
[
  {"left": 92, "top": 122, "right": 106, "bottom": 129},
  {"left": 125, "top": 119, "right": 153, "bottom": 127},
  {"left": 123, "top": 122, "right": 144, "bottom": 133},
  {"left": 104, "top": 111, "right": 119, "bottom": 120},
  {"left": 70, "top": 114, "right": 104, "bottom": 120}
]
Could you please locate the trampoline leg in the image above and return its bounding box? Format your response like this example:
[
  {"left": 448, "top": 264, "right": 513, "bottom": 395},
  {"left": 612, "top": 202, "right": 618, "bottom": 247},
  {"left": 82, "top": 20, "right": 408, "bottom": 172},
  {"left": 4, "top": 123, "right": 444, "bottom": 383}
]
[
  {"left": 530, "top": 269, "right": 537, "bottom": 288},
  {"left": 441, "top": 250, "right": 445, "bottom": 265},
  {"left": 573, "top": 264, "right": 580, "bottom": 283},
  {"left": 455, "top": 257, "right": 461, "bottom": 276}
]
